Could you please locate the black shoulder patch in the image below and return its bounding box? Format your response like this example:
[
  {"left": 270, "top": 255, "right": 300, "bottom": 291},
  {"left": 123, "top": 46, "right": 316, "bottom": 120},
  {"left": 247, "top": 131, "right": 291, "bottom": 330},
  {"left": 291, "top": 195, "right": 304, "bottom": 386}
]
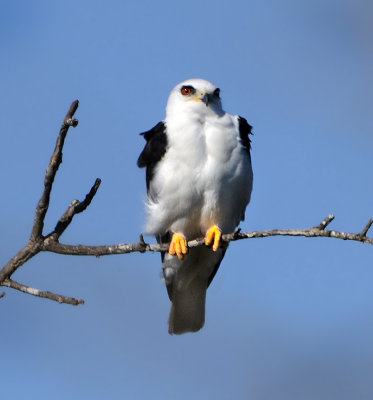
[
  {"left": 238, "top": 116, "right": 253, "bottom": 156},
  {"left": 137, "top": 121, "right": 168, "bottom": 191}
]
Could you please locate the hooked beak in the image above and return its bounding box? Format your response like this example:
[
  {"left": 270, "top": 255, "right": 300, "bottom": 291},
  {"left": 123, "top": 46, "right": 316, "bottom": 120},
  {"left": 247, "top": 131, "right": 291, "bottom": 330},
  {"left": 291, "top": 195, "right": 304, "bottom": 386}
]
[{"left": 199, "top": 92, "right": 209, "bottom": 106}]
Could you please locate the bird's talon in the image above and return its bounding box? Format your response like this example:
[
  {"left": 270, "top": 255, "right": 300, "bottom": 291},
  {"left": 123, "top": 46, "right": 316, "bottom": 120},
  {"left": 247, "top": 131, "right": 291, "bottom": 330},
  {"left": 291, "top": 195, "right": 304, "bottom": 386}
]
[
  {"left": 205, "top": 225, "right": 222, "bottom": 251},
  {"left": 169, "top": 233, "right": 188, "bottom": 260}
]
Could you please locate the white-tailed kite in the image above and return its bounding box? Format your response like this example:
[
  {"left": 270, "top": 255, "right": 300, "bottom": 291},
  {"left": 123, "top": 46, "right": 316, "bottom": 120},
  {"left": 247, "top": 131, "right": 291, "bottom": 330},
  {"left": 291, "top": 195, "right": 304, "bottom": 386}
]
[{"left": 138, "top": 79, "right": 253, "bottom": 334}]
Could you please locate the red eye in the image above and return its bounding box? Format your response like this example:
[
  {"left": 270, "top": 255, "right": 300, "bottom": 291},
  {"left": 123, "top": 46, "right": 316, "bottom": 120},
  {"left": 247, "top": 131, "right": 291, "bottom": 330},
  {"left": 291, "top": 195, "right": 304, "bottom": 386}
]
[{"left": 181, "top": 85, "right": 194, "bottom": 96}]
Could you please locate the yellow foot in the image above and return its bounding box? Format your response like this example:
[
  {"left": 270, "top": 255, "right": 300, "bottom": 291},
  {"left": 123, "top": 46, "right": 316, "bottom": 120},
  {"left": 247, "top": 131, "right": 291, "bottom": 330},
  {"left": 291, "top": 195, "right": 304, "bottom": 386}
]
[
  {"left": 205, "top": 225, "right": 222, "bottom": 252},
  {"left": 169, "top": 233, "right": 188, "bottom": 260}
]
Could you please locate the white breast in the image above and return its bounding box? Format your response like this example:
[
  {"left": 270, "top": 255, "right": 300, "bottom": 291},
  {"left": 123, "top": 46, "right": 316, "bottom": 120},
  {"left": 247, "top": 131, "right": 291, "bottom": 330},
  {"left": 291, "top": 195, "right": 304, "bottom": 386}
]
[{"left": 145, "top": 112, "right": 252, "bottom": 238}]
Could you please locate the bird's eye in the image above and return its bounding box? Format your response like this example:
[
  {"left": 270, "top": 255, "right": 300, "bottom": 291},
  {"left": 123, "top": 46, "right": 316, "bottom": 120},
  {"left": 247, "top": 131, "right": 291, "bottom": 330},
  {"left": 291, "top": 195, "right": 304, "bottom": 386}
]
[
  {"left": 214, "top": 88, "right": 220, "bottom": 98},
  {"left": 181, "top": 85, "right": 194, "bottom": 96}
]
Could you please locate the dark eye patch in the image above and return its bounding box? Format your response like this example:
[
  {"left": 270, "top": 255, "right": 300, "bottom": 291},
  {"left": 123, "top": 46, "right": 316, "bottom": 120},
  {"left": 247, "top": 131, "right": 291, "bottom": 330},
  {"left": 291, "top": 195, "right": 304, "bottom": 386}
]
[{"left": 214, "top": 88, "right": 220, "bottom": 98}]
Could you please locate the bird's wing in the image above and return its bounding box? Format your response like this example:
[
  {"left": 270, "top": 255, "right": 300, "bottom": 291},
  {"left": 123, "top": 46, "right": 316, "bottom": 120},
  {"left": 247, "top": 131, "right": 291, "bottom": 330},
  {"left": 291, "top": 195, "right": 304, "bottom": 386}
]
[
  {"left": 237, "top": 116, "right": 253, "bottom": 222},
  {"left": 205, "top": 117, "right": 252, "bottom": 287},
  {"left": 138, "top": 122, "right": 170, "bottom": 275},
  {"left": 238, "top": 116, "right": 253, "bottom": 159},
  {"left": 137, "top": 121, "right": 168, "bottom": 195}
]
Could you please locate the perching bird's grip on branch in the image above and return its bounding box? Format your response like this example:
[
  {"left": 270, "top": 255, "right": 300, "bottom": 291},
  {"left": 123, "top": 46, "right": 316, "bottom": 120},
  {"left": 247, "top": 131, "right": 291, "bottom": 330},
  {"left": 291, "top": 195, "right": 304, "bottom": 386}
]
[{"left": 0, "top": 100, "right": 371, "bottom": 305}]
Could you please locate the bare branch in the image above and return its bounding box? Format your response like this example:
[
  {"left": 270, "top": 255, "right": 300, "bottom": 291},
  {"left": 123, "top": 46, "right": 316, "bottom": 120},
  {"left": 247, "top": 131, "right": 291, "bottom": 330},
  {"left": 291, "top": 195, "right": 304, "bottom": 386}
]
[
  {"left": 44, "top": 240, "right": 168, "bottom": 256},
  {"left": 1, "top": 100, "right": 372, "bottom": 306},
  {"left": 0, "top": 100, "right": 99, "bottom": 306},
  {"left": 0, "top": 178, "right": 101, "bottom": 285},
  {"left": 46, "top": 178, "right": 101, "bottom": 241},
  {"left": 30, "top": 100, "right": 79, "bottom": 242},
  {"left": 223, "top": 222, "right": 373, "bottom": 245},
  {"left": 42, "top": 215, "right": 373, "bottom": 258},
  {"left": 360, "top": 219, "right": 373, "bottom": 238},
  {"left": 312, "top": 214, "right": 335, "bottom": 230},
  {"left": 0, "top": 242, "right": 41, "bottom": 284},
  {"left": 2, "top": 279, "right": 84, "bottom": 305}
]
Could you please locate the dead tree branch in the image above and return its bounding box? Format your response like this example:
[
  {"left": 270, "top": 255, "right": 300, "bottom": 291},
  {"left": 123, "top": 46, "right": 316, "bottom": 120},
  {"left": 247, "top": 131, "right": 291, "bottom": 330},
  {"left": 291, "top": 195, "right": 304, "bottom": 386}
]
[
  {"left": 0, "top": 100, "right": 98, "bottom": 305},
  {"left": 0, "top": 101, "right": 372, "bottom": 305},
  {"left": 30, "top": 100, "right": 79, "bottom": 242},
  {"left": 41, "top": 217, "right": 373, "bottom": 257},
  {"left": 1, "top": 279, "right": 84, "bottom": 305}
]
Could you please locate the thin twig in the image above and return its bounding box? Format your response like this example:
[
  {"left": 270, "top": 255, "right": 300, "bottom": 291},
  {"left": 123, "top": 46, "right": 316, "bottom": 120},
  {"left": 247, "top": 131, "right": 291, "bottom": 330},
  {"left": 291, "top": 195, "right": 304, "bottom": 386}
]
[
  {"left": 30, "top": 100, "right": 79, "bottom": 242},
  {"left": 2, "top": 279, "right": 84, "bottom": 305},
  {"left": 360, "top": 219, "right": 373, "bottom": 238},
  {"left": 46, "top": 178, "right": 101, "bottom": 240},
  {"left": 312, "top": 214, "right": 335, "bottom": 230}
]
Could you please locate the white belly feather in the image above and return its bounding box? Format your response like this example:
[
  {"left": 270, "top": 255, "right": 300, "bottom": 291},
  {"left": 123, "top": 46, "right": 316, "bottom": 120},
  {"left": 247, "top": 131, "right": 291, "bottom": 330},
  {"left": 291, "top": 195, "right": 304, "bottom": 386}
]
[{"left": 146, "top": 112, "right": 252, "bottom": 239}]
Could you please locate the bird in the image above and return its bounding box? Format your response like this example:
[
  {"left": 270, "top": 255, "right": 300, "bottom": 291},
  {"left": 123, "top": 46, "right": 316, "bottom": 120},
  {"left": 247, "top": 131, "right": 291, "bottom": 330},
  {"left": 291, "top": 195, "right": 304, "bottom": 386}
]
[{"left": 137, "top": 78, "right": 253, "bottom": 334}]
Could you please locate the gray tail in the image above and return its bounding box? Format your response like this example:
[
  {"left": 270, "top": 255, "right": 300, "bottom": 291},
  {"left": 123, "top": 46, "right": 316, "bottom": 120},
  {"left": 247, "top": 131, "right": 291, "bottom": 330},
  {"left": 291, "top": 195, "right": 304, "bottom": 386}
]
[
  {"left": 162, "top": 245, "right": 227, "bottom": 335},
  {"left": 168, "top": 278, "right": 207, "bottom": 335}
]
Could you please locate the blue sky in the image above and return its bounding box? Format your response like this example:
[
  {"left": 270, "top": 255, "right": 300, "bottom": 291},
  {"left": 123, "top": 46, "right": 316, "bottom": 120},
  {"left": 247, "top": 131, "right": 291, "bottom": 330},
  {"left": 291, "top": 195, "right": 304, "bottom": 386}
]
[{"left": 1, "top": 1, "right": 373, "bottom": 399}]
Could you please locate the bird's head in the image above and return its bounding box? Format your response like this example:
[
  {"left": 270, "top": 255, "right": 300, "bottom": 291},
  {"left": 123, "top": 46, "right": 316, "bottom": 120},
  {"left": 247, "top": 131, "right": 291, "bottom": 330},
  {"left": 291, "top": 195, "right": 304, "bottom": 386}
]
[{"left": 166, "top": 79, "right": 224, "bottom": 118}]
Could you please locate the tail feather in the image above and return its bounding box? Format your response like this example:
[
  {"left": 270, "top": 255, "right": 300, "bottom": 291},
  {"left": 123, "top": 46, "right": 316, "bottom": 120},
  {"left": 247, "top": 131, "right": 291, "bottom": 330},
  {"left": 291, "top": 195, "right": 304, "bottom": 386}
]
[
  {"left": 168, "top": 278, "right": 207, "bottom": 334},
  {"left": 162, "top": 245, "right": 226, "bottom": 335}
]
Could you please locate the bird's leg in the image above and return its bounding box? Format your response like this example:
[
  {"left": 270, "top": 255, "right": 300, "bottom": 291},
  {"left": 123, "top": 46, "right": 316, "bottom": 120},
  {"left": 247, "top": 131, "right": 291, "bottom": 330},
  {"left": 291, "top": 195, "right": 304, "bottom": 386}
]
[
  {"left": 205, "top": 225, "right": 222, "bottom": 251},
  {"left": 169, "top": 232, "right": 188, "bottom": 260}
]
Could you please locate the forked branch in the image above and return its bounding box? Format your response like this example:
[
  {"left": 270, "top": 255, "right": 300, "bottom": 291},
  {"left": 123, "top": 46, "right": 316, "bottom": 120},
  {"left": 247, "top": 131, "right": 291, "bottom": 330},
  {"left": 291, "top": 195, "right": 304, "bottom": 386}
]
[{"left": 0, "top": 101, "right": 371, "bottom": 305}]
